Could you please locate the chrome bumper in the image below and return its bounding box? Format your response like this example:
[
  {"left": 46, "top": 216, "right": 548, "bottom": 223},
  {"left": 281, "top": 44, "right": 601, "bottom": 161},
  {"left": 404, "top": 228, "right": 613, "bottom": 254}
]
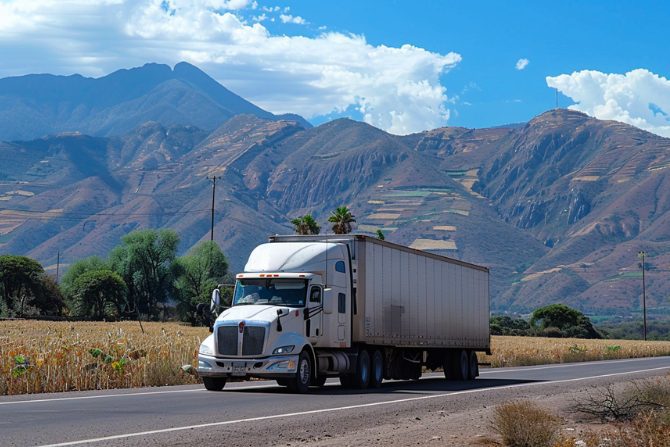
[{"left": 197, "top": 354, "right": 300, "bottom": 378}]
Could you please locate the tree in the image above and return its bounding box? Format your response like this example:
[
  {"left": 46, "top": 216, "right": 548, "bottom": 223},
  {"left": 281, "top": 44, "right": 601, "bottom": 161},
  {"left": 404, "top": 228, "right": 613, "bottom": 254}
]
[
  {"left": 0, "top": 255, "right": 64, "bottom": 317},
  {"left": 530, "top": 304, "right": 602, "bottom": 339},
  {"left": 375, "top": 229, "right": 385, "bottom": 240},
  {"left": 109, "top": 229, "right": 179, "bottom": 320},
  {"left": 71, "top": 270, "right": 127, "bottom": 320},
  {"left": 291, "top": 214, "right": 321, "bottom": 235},
  {"left": 173, "top": 241, "right": 228, "bottom": 324},
  {"left": 60, "top": 256, "right": 108, "bottom": 305},
  {"left": 328, "top": 206, "right": 356, "bottom": 234}
]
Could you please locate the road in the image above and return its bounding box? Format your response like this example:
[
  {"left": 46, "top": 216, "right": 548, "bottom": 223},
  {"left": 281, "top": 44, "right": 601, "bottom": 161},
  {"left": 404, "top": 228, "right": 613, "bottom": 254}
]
[{"left": 2, "top": 356, "right": 669, "bottom": 447}]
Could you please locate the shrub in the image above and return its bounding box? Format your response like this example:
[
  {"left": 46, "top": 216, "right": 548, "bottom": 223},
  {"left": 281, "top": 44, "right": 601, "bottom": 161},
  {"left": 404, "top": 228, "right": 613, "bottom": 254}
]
[{"left": 491, "top": 400, "right": 561, "bottom": 447}]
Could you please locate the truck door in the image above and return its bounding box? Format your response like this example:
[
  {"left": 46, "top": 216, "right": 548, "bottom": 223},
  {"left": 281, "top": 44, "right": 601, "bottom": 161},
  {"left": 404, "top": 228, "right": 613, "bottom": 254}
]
[
  {"left": 331, "top": 259, "right": 351, "bottom": 347},
  {"left": 306, "top": 285, "right": 323, "bottom": 343}
]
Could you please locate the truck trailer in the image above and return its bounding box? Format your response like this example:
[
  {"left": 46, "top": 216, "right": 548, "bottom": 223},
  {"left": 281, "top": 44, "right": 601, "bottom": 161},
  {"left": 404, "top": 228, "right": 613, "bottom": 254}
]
[{"left": 197, "top": 234, "right": 490, "bottom": 392}]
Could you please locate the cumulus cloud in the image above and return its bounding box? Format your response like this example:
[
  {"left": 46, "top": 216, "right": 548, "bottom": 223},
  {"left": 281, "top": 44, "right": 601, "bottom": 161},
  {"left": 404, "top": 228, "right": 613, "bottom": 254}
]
[
  {"left": 279, "top": 14, "right": 306, "bottom": 25},
  {"left": 515, "top": 58, "right": 529, "bottom": 70},
  {"left": 547, "top": 69, "right": 670, "bottom": 137},
  {"left": 0, "top": 0, "right": 459, "bottom": 135}
]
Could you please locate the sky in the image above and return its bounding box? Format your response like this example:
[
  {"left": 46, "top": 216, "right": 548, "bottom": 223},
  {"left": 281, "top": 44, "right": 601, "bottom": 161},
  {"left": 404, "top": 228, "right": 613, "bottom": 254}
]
[{"left": 0, "top": 0, "right": 669, "bottom": 136}]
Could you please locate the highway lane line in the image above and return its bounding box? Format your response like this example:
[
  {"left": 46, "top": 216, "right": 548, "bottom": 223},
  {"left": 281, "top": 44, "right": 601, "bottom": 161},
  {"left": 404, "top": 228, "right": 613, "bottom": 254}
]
[
  {"left": 0, "top": 384, "right": 274, "bottom": 406},
  {"left": 4, "top": 356, "right": 669, "bottom": 406},
  {"left": 35, "top": 365, "right": 670, "bottom": 447}
]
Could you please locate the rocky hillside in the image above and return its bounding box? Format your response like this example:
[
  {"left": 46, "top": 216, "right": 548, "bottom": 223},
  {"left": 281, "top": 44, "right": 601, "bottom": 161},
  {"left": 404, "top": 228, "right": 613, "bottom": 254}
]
[{"left": 1, "top": 64, "right": 668, "bottom": 315}]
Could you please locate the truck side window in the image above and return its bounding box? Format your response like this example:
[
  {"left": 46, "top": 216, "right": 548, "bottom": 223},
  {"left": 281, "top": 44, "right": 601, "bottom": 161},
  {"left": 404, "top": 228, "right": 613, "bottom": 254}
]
[
  {"left": 335, "top": 261, "right": 345, "bottom": 273},
  {"left": 338, "top": 293, "right": 346, "bottom": 313},
  {"left": 309, "top": 286, "right": 321, "bottom": 303}
]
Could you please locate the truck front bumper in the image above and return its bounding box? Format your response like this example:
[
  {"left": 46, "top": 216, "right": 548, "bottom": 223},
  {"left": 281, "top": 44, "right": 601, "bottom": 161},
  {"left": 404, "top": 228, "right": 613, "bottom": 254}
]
[{"left": 197, "top": 353, "right": 299, "bottom": 379}]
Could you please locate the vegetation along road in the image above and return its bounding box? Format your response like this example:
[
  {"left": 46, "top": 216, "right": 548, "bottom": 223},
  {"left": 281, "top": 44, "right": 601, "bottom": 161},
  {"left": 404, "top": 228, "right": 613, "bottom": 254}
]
[{"left": 2, "top": 356, "right": 669, "bottom": 447}]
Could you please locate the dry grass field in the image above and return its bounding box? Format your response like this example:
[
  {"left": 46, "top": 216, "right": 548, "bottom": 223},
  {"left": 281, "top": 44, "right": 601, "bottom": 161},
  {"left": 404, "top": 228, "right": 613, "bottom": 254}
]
[{"left": 2, "top": 321, "right": 670, "bottom": 396}]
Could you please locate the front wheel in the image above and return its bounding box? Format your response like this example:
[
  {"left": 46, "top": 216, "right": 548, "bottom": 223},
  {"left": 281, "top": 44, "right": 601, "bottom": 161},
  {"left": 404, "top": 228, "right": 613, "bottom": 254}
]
[
  {"left": 202, "top": 377, "right": 227, "bottom": 391},
  {"left": 288, "top": 351, "right": 312, "bottom": 393}
]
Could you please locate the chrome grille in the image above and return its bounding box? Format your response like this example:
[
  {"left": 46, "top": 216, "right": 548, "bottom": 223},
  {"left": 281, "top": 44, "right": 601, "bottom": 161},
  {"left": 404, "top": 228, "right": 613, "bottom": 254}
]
[
  {"left": 242, "top": 326, "right": 265, "bottom": 356},
  {"left": 217, "top": 326, "right": 238, "bottom": 356}
]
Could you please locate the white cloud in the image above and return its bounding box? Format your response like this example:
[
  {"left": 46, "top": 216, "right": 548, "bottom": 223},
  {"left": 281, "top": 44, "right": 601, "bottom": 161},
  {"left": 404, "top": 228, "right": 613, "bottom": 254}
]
[
  {"left": 547, "top": 69, "right": 670, "bottom": 137},
  {"left": 515, "top": 58, "right": 529, "bottom": 70},
  {"left": 0, "top": 0, "right": 461, "bottom": 135},
  {"left": 279, "top": 14, "right": 306, "bottom": 25}
]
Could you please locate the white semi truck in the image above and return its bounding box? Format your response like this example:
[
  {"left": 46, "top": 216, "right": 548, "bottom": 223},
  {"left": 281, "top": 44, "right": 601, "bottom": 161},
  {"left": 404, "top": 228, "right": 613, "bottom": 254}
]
[{"left": 197, "top": 235, "right": 490, "bottom": 392}]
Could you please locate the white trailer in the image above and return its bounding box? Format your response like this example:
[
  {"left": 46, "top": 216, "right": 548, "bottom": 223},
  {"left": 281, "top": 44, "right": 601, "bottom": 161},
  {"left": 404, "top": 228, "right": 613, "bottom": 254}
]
[{"left": 197, "top": 235, "right": 490, "bottom": 392}]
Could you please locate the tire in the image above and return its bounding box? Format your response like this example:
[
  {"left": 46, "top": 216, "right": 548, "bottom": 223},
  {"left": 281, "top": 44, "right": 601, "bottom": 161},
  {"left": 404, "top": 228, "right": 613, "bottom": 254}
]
[
  {"left": 468, "top": 351, "right": 479, "bottom": 380},
  {"left": 370, "top": 350, "right": 384, "bottom": 388},
  {"left": 443, "top": 349, "right": 468, "bottom": 381},
  {"left": 457, "top": 349, "right": 469, "bottom": 380},
  {"left": 313, "top": 375, "right": 327, "bottom": 387},
  {"left": 202, "top": 377, "right": 227, "bottom": 391},
  {"left": 287, "top": 351, "right": 312, "bottom": 393},
  {"left": 354, "top": 349, "right": 371, "bottom": 389}
]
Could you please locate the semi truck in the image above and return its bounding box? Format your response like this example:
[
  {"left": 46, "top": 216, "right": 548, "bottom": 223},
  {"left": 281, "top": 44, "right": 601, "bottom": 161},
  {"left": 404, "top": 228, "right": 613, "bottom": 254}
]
[{"left": 197, "top": 234, "right": 490, "bottom": 393}]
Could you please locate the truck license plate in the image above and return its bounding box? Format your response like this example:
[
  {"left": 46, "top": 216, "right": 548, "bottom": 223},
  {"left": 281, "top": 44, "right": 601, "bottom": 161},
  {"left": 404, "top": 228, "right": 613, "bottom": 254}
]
[{"left": 232, "top": 362, "right": 245, "bottom": 376}]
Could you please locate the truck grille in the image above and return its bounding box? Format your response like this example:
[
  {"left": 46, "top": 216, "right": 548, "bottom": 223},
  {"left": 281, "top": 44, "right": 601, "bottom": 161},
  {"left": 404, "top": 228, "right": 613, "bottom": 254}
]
[
  {"left": 217, "top": 326, "right": 237, "bottom": 356},
  {"left": 242, "top": 326, "right": 265, "bottom": 356}
]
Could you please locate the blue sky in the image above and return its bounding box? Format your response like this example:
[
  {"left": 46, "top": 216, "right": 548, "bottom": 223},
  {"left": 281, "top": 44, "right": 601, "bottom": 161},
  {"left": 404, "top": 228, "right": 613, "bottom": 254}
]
[{"left": 1, "top": 0, "right": 669, "bottom": 135}]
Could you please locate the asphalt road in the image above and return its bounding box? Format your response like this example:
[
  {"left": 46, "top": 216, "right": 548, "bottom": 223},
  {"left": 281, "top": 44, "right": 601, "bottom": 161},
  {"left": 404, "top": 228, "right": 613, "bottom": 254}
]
[{"left": 2, "top": 356, "right": 669, "bottom": 447}]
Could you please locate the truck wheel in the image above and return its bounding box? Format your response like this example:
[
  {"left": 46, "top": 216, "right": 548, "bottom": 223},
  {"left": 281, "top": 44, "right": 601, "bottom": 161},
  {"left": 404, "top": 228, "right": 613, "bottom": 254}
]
[
  {"left": 202, "top": 377, "right": 227, "bottom": 391},
  {"left": 457, "top": 349, "right": 469, "bottom": 380},
  {"left": 443, "top": 350, "right": 468, "bottom": 380},
  {"left": 354, "top": 349, "right": 371, "bottom": 389},
  {"left": 468, "top": 351, "right": 479, "bottom": 380},
  {"left": 287, "top": 351, "right": 312, "bottom": 393},
  {"left": 370, "top": 350, "right": 384, "bottom": 388}
]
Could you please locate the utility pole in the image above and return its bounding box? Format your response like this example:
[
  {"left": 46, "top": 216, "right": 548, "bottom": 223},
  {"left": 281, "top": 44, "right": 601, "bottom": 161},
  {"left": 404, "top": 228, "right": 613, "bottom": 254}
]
[
  {"left": 638, "top": 251, "right": 647, "bottom": 341},
  {"left": 56, "top": 250, "right": 60, "bottom": 282},
  {"left": 207, "top": 176, "right": 220, "bottom": 241}
]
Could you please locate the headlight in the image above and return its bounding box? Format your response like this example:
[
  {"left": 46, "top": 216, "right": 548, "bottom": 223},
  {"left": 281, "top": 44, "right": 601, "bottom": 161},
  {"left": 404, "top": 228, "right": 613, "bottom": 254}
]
[
  {"left": 272, "top": 345, "right": 295, "bottom": 355},
  {"left": 199, "top": 336, "right": 215, "bottom": 356}
]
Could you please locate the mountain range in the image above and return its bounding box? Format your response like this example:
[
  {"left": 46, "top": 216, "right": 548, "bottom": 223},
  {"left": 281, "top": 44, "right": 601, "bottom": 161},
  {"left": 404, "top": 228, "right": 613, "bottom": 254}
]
[{"left": 1, "top": 62, "right": 669, "bottom": 317}]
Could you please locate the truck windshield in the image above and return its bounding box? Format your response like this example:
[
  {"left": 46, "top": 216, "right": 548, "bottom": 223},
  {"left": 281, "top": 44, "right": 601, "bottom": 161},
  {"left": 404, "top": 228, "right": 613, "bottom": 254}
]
[{"left": 232, "top": 279, "right": 307, "bottom": 307}]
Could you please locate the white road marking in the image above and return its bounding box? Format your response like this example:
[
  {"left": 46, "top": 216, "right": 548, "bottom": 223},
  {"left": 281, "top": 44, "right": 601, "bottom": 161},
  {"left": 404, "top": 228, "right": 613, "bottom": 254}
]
[
  {"left": 35, "top": 365, "right": 670, "bottom": 447},
  {"left": 479, "top": 356, "right": 670, "bottom": 374}
]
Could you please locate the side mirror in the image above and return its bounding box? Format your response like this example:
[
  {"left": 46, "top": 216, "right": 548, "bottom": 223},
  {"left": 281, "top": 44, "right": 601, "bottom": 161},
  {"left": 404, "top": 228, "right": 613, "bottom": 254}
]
[
  {"left": 210, "top": 288, "right": 221, "bottom": 315},
  {"left": 323, "top": 289, "right": 333, "bottom": 314}
]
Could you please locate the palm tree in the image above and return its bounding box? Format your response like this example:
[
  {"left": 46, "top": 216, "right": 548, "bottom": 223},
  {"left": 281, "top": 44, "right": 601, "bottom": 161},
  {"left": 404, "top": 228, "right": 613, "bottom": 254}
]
[
  {"left": 290, "top": 214, "right": 321, "bottom": 235},
  {"left": 328, "top": 206, "right": 356, "bottom": 234},
  {"left": 375, "top": 229, "right": 385, "bottom": 240}
]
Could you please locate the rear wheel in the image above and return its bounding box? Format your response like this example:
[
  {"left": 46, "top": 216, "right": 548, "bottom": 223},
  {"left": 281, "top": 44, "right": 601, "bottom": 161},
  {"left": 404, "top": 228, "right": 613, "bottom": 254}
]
[
  {"left": 354, "top": 349, "right": 371, "bottom": 389},
  {"left": 468, "top": 351, "right": 479, "bottom": 380},
  {"left": 370, "top": 350, "right": 384, "bottom": 388},
  {"left": 287, "top": 351, "right": 312, "bottom": 393},
  {"left": 443, "top": 349, "right": 469, "bottom": 381},
  {"left": 457, "top": 349, "right": 469, "bottom": 380},
  {"left": 202, "top": 377, "right": 227, "bottom": 391}
]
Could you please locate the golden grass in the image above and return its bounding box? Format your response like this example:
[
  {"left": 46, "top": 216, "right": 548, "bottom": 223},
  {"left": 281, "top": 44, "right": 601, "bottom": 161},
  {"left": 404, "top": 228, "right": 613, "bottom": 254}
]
[
  {"left": 483, "top": 336, "right": 670, "bottom": 367},
  {"left": 0, "top": 321, "right": 208, "bottom": 396},
  {"left": 2, "top": 322, "right": 670, "bottom": 396}
]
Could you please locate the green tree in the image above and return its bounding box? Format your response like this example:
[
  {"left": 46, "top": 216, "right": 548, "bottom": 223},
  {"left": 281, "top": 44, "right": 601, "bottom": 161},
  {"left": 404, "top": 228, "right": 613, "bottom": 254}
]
[
  {"left": 60, "top": 256, "right": 108, "bottom": 304},
  {"left": 109, "top": 229, "right": 179, "bottom": 320},
  {"left": 375, "top": 229, "right": 385, "bottom": 240},
  {"left": 72, "top": 270, "right": 127, "bottom": 320},
  {"left": 328, "top": 206, "right": 356, "bottom": 234},
  {"left": 291, "top": 214, "right": 321, "bottom": 235},
  {"left": 0, "top": 255, "right": 64, "bottom": 317},
  {"left": 530, "top": 304, "right": 602, "bottom": 339},
  {"left": 173, "top": 241, "right": 228, "bottom": 324}
]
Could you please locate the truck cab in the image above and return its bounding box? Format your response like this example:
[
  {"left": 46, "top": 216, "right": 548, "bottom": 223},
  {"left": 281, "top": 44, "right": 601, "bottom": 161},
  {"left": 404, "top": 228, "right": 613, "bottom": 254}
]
[{"left": 197, "top": 241, "right": 352, "bottom": 392}]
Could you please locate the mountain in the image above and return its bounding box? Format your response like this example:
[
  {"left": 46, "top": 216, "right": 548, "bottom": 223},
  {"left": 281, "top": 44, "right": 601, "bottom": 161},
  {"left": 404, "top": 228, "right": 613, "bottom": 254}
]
[
  {"left": 0, "top": 62, "right": 310, "bottom": 141},
  {"left": 1, "top": 86, "right": 669, "bottom": 317}
]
